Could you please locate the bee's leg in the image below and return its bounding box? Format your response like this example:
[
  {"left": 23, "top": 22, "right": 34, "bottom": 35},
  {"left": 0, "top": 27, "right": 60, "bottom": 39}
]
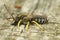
[
  {"left": 32, "top": 21, "right": 44, "bottom": 31},
  {"left": 17, "top": 19, "right": 22, "bottom": 28},
  {"left": 25, "top": 22, "right": 30, "bottom": 31}
]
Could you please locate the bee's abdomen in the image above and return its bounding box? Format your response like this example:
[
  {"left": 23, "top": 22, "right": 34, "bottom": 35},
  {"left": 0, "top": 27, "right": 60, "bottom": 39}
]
[{"left": 32, "top": 17, "right": 48, "bottom": 24}]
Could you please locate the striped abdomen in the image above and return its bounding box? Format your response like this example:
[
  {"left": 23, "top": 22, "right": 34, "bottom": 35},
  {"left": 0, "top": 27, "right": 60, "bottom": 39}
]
[{"left": 32, "top": 16, "right": 48, "bottom": 24}]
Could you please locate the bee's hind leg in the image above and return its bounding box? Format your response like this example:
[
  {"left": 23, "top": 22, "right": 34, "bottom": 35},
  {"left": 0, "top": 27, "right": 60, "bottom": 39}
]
[{"left": 32, "top": 21, "right": 44, "bottom": 31}]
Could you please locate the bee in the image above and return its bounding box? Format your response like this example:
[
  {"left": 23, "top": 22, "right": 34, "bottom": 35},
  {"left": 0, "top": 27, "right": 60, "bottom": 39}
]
[
  {"left": 4, "top": 4, "right": 48, "bottom": 32},
  {"left": 4, "top": 3, "right": 60, "bottom": 33},
  {"left": 11, "top": 14, "right": 48, "bottom": 31}
]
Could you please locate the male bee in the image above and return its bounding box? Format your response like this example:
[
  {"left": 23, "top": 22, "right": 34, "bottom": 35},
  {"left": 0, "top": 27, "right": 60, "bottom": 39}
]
[
  {"left": 4, "top": 3, "right": 60, "bottom": 34},
  {"left": 4, "top": 4, "right": 48, "bottom": 31},
  {"left": 11, "top": 14, "right": 48, "bottom": 31}
]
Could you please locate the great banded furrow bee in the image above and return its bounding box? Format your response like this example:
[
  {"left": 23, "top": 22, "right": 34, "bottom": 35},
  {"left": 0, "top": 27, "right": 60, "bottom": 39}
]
[
  {"left": 4, "top": 4, "right": 59, "bottom": 32},
  {"left": 11, "top": 14, "right": 48, "bottom": 31},
  {"left": 4, "top": 3, "right": 48, "bottom": 31}
]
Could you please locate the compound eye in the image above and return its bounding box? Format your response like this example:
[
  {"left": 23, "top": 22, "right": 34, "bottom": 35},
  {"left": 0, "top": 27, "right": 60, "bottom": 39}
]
[{"left": 16, "top": 17, "right": 20, "bottom": 21}]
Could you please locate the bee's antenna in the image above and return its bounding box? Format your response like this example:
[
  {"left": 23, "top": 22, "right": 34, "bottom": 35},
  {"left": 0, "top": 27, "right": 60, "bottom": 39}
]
[{"left": 4, "top": 4, "right": 15, "bottom": 20}]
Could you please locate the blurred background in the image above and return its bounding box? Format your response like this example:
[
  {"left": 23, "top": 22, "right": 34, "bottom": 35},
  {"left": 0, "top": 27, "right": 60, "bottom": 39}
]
[{"left": 0, "top": 0, "right": 60, "bottom": 40}]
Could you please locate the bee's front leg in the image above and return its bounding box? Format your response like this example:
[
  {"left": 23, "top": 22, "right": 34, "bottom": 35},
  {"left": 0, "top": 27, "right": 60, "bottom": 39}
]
[{"left": 17, "top": 19, "right": 22, "bottom": 28}]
